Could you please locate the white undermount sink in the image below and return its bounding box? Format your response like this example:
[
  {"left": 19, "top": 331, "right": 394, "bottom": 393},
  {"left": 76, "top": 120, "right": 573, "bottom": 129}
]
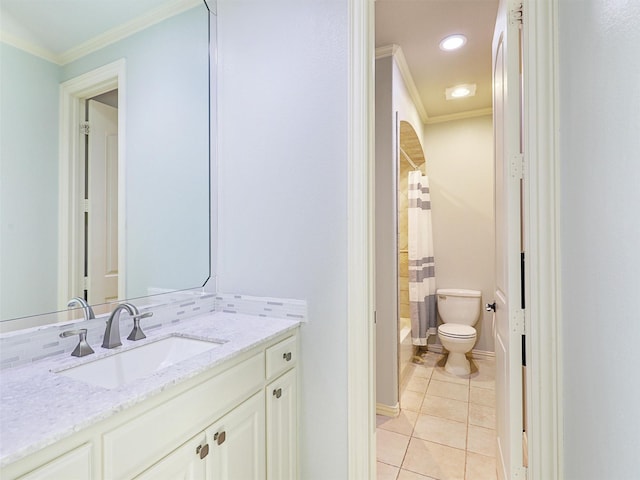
[{"left": 55, "top": 335, "right": 226, "bottom": 389}]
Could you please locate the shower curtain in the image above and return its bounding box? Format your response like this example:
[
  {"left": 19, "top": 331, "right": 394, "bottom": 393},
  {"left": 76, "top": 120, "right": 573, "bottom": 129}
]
[{"left": 408, "top": 171, "right": 437, "bottom": 346}]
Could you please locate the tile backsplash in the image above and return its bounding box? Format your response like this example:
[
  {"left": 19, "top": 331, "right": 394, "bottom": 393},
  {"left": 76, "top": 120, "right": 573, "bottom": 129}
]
[{"left": 0, "top": 291, "right": 307, "bottom": 369}]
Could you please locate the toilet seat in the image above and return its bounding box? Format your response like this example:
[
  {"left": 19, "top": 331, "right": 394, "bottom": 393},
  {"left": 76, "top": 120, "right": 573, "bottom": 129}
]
[{"left": 438, "top": 324, "right": 476, "bottom": 339}]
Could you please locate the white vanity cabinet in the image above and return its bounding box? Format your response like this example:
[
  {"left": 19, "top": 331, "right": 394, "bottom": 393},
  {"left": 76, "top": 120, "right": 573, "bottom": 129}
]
[
  {"left": 4, "top": 329, "right": 299, "bottom": 480},
  {"left": 265, "top": 334, "right": 298, "bottom": 480},
  {"left": 17, "top": 444, "right": 93, "bottom": 480},
  {"left": 266, "top": 369, "right": 297, "bottom": 480}
]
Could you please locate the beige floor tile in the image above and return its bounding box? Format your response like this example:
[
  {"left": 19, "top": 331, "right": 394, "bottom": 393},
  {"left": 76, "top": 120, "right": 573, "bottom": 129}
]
[
  {"left": 432, "top": 367, "right": 470, "bottom": 386},
  {"left": 465, "top": 452, "right": 497, "bottom": 480},
  {"left": 401, "top": 389, "right": 425, "bottom": 412},
  {"left": 469, "top": 403, "right": 496, "bottom": 429},
  {"left": 397, "top": 469, "right": 438, "bottom": 480},
  {"left": 377, "top": 410, "right": 419, "bottom": 437},
  {"left": 420, "top": 352, "right": 446, "bottom": 368},
  {"left": 427, "top": 379, "right": 469, "bottom": 402},
  {"left": 402, "top": 438, "right": 466, "bottom": 480},
  {"left": 406, "top": 375, "right": 430, "bottom": 394},
  {"left": 420, "top": 394, "right": 469, "bottom": 424},
  {"left": 377, "top": 429, "right": 411, "bottom": 467},
  {"left": 377, "top": 461, "right": 400, "bottom": 480},
  {"left": 470, "top": 386, "right": 496, "bottom": 407},
  {"left": 467, "top": 425, "right": 496, "bottom": 458},
  {"left": 405, "top": 362, "right": 434, "bottom": 380},
  {"left": 469, "top": 364, "right": 495, "bottom": 390},
  {"left": 413, "top": 414, "right": 467, "bottom": 450}
]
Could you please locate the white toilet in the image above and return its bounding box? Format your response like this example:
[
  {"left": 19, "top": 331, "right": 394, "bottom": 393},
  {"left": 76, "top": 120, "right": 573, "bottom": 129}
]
[{"left": 436, "top": 288, "right": 481, "bottom": 376}]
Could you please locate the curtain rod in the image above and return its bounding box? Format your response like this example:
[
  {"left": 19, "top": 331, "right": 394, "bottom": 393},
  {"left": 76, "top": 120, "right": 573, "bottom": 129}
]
[{"left": 400, "top": 147, "right": 419, "bottom": 170}]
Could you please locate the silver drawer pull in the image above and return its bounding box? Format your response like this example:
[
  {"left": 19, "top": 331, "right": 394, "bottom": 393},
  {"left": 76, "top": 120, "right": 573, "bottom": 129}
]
[
  {"left": 196, "top": 443, "right": 209, "bottom": 459},
  {"left": 283, "top": 352, "right": 292, "bottom": 362},
  {"left": 214, "top": 431, "right": 226, "bottom": 445}
]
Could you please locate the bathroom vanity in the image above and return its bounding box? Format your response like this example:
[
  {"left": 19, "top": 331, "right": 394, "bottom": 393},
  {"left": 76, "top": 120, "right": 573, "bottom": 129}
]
[{"left": 0, "top": 313, "right": 299, "bottom": 480}]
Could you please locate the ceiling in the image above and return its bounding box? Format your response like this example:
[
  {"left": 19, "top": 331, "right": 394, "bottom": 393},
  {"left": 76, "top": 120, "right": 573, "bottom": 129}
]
[{"left": 376, "top": 0, "right": 499, "bottom": 123}]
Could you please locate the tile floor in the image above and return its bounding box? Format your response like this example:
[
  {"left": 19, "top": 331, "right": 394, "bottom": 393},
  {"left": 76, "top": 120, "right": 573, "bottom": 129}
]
[{"left": 376, "top": 351, "right": 497, "bottom": 480}]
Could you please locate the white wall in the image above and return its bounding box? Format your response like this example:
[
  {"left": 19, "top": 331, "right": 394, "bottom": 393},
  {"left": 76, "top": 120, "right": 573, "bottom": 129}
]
[
  {"left": 375, "top": 55, "right": 398, "bottom": 409},
  {"left": 559, "top": 0, "right": 640, "bottom": 477},
  {"left": 392, "top": 59, "right": 425, "bottom": 146},
  {"left": 375, "top": 52, "right": 429, "bottom": 409},
  {"left": 216, "top": 1, "right": 349, "bottom": 478},
  {"left": 423, "top": 115, "right": 495, "bottom": 352}
]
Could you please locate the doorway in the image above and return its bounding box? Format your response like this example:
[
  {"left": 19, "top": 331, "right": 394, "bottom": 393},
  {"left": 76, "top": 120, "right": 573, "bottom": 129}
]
[
  {"left": 85, "top": 93, "right": 119, "bottom": 305},
  {"left": 373, "top": 0, "right": 524, "bottom": 478},
  {"left": 58, "top": 60, "right": 126, "bottom": 312}
]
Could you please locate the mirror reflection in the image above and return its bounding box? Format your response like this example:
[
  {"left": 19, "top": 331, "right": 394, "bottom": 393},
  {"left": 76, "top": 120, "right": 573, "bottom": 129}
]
[{"left": 0, "top": 0, "right": 211, "bottom": 321}]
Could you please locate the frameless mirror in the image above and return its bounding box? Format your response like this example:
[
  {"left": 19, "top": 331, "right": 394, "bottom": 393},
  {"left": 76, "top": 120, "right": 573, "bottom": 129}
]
[{"left": 0, "top": 0, "right": 211, "bottom": 322}]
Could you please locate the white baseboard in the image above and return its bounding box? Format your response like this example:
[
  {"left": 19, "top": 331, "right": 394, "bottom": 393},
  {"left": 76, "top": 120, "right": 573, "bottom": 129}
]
[
  {"left": 376, "top": 402, "right": 400, "bottom": 417},
  {"left": 425, "top": 344, "right": 496, "bottom": 359}
]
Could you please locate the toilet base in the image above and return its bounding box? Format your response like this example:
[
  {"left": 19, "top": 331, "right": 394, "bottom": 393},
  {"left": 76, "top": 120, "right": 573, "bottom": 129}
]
[{"left": 444, "top": 351, "right": 471, "bottom": 376}]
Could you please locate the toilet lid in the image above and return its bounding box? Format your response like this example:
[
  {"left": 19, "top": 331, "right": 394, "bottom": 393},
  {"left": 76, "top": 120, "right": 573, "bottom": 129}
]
[{"left": 438, "top": 324, "right": 476, "bottom": 338}]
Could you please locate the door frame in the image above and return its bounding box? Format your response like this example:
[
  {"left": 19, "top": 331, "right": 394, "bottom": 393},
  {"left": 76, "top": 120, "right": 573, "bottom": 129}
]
[
  {"left": 346, "top": 0, "right": 562, "bottom": 478},
  {"left": 57, "top": 59, "right": 127, "bottom": 310}
]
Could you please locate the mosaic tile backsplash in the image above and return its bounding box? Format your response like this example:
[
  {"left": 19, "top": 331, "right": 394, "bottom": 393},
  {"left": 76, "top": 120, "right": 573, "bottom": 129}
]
[{"left": 0, "top": 291, "right": 307, "bottom": 369}]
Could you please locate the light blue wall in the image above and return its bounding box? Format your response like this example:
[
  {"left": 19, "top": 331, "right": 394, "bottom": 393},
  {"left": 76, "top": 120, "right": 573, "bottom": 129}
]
[
  {"left": 216, "top": 1, "right": 349, "bottom": 478},
  {"left": 559, "top": 0, "right": 640, "bottom": 477},
  {"left": 62, "top": 6, "right": 210, "bottom": 298},
  {"left": 1, "top": 6, "right": 210, "bottom": 321},
  {"left": 0, "top": 43, "right": 60, "bottom": 319}
]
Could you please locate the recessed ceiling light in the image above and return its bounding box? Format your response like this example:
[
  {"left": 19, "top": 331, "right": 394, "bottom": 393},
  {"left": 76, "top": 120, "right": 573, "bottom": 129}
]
[
  {"left": 445, "top": 84, "right": 477, "bottom": 100},
  {"left": 439, "top": 34, "right": 467, "bottom": 51}
]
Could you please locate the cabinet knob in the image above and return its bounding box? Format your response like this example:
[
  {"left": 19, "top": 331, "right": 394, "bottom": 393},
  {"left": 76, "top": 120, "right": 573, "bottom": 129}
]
[
  {"left": 283, "top": 352, "right": 292, "bottom": 361},
  {"left": 214, "top": 431, "right": 226, "bottom": 445},
  {"left": 196, "top": 443, "right": 209, "bottom": 459},
  {"left": 273, "top": 388, "right": 282, "bottom": 399}
]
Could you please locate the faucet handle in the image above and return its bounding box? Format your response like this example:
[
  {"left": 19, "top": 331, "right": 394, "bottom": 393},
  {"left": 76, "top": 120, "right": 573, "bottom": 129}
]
[
  {"left": 127, "top": 311, "right": 153, "bottom": 341},
  {"left": 60, "top": 328, "right": 95, "bottom": 357}
]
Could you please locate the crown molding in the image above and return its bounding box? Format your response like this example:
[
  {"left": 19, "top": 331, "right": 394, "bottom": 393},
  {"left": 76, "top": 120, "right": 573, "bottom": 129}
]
[
  {"left": 425, "top": 107, "right": 493, "bottom": 125},
  {"left": 2, "top": 0, "right": 200, "bottom": 66},
  {"left": 0, "top": 32, "right": 59, "bottom": 64},
  {"left": 375, "top": 44, "right": 429, "bottom": 124},
  {"left": 59, "top": 0, "right": 201, "bottom": 65}
]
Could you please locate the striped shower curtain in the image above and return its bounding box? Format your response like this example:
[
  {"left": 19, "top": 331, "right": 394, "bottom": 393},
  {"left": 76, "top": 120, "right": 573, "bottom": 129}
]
[{"left": 408, "top": 171, "right": 437, "bottom": 346}]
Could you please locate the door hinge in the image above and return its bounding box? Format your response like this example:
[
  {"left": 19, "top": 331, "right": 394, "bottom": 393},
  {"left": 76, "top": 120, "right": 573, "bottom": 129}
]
[
  {"left": 82, "top": 199, "right": 89, "bottom": 213},
  {"left": 80, "top": 122, "right": 90, "bottom": 135},
  {"left": 509, "top": 0, "right": 524, "bottom": 26},
  {"left": 83, "top": 276, "right": 89, "bottom": 290},
  {"left": 510, "top": 154, "right": 524, "bottom": 179},
  {"left": 513, "top": 309, "right": 525, "bottom": 335},
  {"left": 512, "top": 465, "right": 528, "bottom": 478}
]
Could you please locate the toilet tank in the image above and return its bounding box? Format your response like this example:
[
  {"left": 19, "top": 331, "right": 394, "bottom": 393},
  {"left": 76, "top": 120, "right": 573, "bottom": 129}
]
[{"left": 436, "top": 288, "right": 481, "bottom": 326}]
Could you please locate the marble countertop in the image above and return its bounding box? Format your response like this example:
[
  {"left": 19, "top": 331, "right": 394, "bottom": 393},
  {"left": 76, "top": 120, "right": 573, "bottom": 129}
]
[{"left": 0, "top": 312, "right": 300, "bottom": 467}]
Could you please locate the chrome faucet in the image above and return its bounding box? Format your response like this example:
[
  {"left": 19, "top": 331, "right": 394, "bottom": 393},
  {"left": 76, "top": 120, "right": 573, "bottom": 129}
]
[
  {"left": 102, "top": 303, "right": 153, "bottom": 349},
  {"left": 67, "top": 296, "right": 95, "bottom": 321},
  {"left": 102, "top": 303, "right": 136, "bottom": 349}
]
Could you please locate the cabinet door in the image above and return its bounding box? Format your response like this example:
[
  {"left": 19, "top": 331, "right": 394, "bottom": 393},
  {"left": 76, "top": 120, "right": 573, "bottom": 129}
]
[
  {"left": 18, "top": 443, "right": 92, "bottom": 480},
  {"left": 134, "top": 433, "right": 207, "bottom": 480},
  {"left": 207, "top": 391, "right": 265, "bottom": 480},
  {"left": 266, "top": 369, "right": 297, "bottom": 480}
]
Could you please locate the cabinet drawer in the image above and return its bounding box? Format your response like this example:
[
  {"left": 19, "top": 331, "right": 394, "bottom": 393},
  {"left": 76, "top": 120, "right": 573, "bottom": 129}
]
[
  {"left": 103, "top": 353, "right": 264, "bottom": 480},
  {"left": 18, "top": 443, "right": 92, "bottom": 480},
  {"left": 265, "top": 336, "right": 297, "bottom": 379}
]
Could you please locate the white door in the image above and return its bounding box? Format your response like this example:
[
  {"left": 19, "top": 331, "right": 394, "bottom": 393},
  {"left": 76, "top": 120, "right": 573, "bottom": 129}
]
[
  {"left": 493, "top": 0, "right": 525, "bottom": 478},
  {"left": 208, "top": 391, "right": 266, "bottom": 480},
  {"left": 266, "top": 369, "right": 297, "bottom": 480},
  {"left": 87, "top": 100, "right": 119, "bottom": 305}
]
